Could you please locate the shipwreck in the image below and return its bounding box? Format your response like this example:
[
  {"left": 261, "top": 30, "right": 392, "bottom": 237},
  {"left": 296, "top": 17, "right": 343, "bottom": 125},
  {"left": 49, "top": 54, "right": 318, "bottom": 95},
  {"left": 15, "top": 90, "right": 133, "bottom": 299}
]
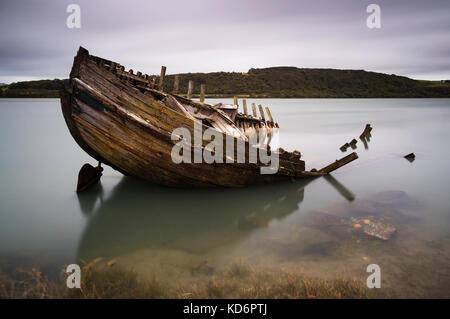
[{"left": 60, "top": 47, "right": 358, "bottom": 190}]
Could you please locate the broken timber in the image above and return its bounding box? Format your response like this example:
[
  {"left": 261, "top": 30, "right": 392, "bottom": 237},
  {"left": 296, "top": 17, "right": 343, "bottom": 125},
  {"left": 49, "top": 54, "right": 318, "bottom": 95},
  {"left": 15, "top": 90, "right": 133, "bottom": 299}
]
[{"left": 319, "top": 152, "right": 359, "bottom": 174}]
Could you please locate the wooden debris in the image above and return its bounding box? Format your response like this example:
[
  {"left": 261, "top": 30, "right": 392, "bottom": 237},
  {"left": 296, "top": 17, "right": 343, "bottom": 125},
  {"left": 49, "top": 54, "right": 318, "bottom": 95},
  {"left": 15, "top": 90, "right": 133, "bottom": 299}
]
[
  {"left": 340, "top": 143, "right": 350, "bottom": 152},
  {"left": 265, "top": 106, "right": 274, "bottom": 127},
  {"left": 404, "top": 153, "right": 415, "bottom": 162},
  {"left": 319, "top": 152, "right": 358, "bottom": 174},
  {"left": 359, "top": 124, "right": 372, "bottom": 139}
]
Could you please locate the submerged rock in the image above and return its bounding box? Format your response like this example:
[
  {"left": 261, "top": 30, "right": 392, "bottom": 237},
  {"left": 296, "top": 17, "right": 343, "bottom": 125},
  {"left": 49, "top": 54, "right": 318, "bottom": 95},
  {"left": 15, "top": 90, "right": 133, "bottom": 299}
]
[{"left": 350, "top": 216, "right": 396, "bottom": 240}]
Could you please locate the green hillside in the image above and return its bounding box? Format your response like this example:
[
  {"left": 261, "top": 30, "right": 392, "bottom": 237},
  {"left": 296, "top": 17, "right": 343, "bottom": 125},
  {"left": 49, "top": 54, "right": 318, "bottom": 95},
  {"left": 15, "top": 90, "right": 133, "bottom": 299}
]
[
  {"left": 1, "top": 68, "right": 449, "bottom": 98},
  {"left": 0, "top": 79, "right": 70, "bottom": 98}
]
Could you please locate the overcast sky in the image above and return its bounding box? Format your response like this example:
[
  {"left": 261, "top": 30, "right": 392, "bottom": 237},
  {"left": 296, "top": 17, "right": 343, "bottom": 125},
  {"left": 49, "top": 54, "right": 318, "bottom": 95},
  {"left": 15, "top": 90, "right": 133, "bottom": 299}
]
[{"left": 0, "top": 0, "right": 449, "bottom": 83}]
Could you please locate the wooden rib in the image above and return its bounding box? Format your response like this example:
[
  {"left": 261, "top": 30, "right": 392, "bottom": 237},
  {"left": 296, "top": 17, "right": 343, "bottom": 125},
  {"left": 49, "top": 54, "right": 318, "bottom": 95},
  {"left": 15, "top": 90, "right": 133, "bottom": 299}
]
[
  {"left": 251, "top": 103, "right": 258, "bottom": 117},
  {"left": 258, "top": 104, "right": 266, "bottom": 121}
]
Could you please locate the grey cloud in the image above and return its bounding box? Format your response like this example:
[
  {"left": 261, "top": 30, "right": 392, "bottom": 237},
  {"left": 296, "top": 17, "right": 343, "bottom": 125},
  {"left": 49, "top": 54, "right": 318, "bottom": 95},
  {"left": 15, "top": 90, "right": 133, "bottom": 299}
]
[{"left": 0, "top": 0, "right": 449, "bottom": 82}]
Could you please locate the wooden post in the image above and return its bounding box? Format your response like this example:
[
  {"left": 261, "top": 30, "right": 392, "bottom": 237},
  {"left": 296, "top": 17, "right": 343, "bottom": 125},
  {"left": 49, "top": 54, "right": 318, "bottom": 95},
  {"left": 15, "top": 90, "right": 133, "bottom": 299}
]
[
  {"left": 265, "top": 106, "right": 274, "bottom": 123},
  {"left": 359, "top": 124, "right": 372, "bottom": 139},
  {"left": 159, "top": 66, "right": 166, "bottom": 91},
  {"left": 251, "top": 103, "right": 258, "bottom": 117},
  {"left": 187, "top": 80, "right": 194, "bottom": 100},
  {"left": 258, "top": 104, "right": 266, "bottom": 121},
  {"left": 233, "top": 96, "right": 238, "bottom": 106},
  {"left": 242, "top": 99, "right": 248, "bottom": 115},
  {"left": 200, "top": 84, "right": 206, "bottom": 103},
  {"left": 173, "top": 75, "right": 180, "bottom": 94}
]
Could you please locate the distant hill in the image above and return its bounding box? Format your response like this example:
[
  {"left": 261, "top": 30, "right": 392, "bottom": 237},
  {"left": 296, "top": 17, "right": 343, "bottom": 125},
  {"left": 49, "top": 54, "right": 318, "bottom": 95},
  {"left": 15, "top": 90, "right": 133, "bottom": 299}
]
[
  {"left": 1, "top": 68, "right": 450, "bottom": 98},
  {"left": 0, "top": 79, "right": 70, "bottom": 98}
]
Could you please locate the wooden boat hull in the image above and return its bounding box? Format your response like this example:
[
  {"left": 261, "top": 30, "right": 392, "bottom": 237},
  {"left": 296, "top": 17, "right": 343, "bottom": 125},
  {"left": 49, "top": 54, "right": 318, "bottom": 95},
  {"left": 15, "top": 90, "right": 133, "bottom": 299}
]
[{"left": 61, "top": 47, "right": 354, "bottom": 187}]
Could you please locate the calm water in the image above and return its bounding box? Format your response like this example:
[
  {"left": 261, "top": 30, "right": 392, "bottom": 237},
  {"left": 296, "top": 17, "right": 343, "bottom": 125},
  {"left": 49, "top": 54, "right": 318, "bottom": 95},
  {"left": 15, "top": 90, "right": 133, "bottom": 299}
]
[{"left": 0, "top": 98, "right": 449, "bottom": 297}]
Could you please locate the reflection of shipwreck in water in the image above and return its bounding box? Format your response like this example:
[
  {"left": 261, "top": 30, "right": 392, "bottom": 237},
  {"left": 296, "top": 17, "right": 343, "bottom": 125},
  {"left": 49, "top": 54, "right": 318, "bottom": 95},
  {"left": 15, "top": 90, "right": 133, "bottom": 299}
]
[
  {"left": 76, "top": 177, "right": 311, "bottom": 261},
  {"left": 76, "top": 173, "right": 357, "bottom": 261},
  {"left": 61, "top": 47, "right": 358, "bottom": 190}
]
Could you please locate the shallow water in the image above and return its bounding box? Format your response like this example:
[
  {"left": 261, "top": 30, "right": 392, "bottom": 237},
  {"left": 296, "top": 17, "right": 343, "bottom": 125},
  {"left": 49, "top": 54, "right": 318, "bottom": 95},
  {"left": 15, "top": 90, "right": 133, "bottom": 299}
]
[{"left": 0, "top": 98, "right": 449, "bottom": 297}]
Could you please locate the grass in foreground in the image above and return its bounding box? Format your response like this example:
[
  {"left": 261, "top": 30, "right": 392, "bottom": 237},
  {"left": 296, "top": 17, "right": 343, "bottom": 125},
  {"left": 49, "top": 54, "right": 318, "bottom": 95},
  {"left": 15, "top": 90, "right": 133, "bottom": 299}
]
[{"left": 0, "top": 260, "right": 373, "bottom": 299}]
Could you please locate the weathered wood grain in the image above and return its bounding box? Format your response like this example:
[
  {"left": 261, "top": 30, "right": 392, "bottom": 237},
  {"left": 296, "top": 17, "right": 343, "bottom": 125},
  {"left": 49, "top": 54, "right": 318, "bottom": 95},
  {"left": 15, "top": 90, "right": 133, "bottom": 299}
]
[{"left": 61, "top": 47, "right": 358, "bottom": 188}]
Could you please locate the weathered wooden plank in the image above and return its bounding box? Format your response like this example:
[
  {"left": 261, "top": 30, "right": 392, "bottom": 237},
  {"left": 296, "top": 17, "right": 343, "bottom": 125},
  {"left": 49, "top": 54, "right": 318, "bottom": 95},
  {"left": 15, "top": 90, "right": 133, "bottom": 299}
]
[
  {"left": 258, "top": 105, "right": 266, "bottom": 121},
  {"left": 251, "top": 103, "right": 258, "bottom": 117},
  {"left": 319, "top": 152, "right": 358, "bottom": 174},
  {"left": 265, "top": 106, "right": 274, "bottom": 123}
]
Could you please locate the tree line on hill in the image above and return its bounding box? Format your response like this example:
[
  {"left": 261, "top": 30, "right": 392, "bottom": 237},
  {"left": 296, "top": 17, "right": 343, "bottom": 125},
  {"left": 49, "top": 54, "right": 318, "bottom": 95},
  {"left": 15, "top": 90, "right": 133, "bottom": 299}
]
[{"left": 1, "top": 67, "right": 449, "bottom": 98}]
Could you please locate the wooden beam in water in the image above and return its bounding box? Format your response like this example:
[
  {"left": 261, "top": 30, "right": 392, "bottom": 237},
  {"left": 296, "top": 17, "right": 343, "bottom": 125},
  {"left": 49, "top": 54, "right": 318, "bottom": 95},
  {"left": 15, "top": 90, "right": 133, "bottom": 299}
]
[
  {"left": 243, "top": 99, "right": 248, "bottom": 115},
  {"left": 187, "top": 80, "right": 194, "bottom": 100},
  {"left": 258, "top": 104, "right": 266, "bottom": 121},
  {"left": 359, "top": 124, "right": 372, "bottom": 139},
  {"left": 233, "top": 96, "right": 238, "bottom": 106},
  {"left": 200, "top": 84, "right": 206, "bottom": 103},
  {"left": 159, "top": 66, "right": 166, "bottom": 91},
  {"left": 173, "top": 75, "right": 180, "bottom": 94},
  {"left": 319, "top": 152, "right": 358, "bottom": 174}
]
